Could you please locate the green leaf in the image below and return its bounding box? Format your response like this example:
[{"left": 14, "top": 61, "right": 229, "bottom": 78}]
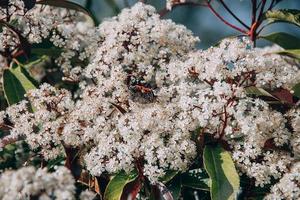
[
  {"left": 47, "top": 156, "right": 65, "bottom": 170},
  {"left": 37, "top": 0, "right": 94, "bottom": 23},
  {"left": 166, "top": 175, "right": 182, "bottom": 200},
  {"left": 203, "top": 145, "right": 240, "bottom": 200},
  {"left": 31, "top": 47, "right": 62, "bottom": 58},
  {"left": 261, "top": 32, "right": 300, "bottom": 49},
  {"left": 14, "top": 65, "right": 39, "bottom": 87},
  {"left": 3, "top": 70, "right": 25, "bottom": 105},
  {"left": 274, "top": 49, "right": 300, "bottom": 60},
  {"left": 104, "top": 170, "right": 138, "bottom": 200},
  {"left": 23, "top": 55, "right": 49, "bottom": 70},
  {"left": 11, "top": 66, "right": 38, "bottom": 90},
  {"left": 245, "top": 86, "right": 276, "bottom": 99},
  {"left": 181, "top": 169, "right": 210, "bottom": 191},
  {"left": 159, "top": 170, "right": 179, "bottom": 184},
  {"left": 293, "top": 83, "right": 300, "bottom": 99},
  {"left": 264, "top": 9, "right": 300, "bottom": 27},
  {"left": 3, "top": 66, "right": 37, "bottom": 105}
]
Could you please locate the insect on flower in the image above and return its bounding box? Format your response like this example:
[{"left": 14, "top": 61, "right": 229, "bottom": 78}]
[{"left": 127, "top": 75, "right": 156, "bottom": 103}]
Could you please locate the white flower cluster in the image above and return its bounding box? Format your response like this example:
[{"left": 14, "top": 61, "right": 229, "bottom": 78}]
[
  {"left": 0, "top": 84, "right": 74, "bottom": 159},
  {"left": 0, "top": 3, "right": 199, "bottom": 182},
  {"left": 0, "top": 166, "right": 75, "bottom": 200},
  {"left": 81, "top": 3, "right": 199, "bottom": 181},
  {"left": 0, "top": 2, "right": 300, "bottom": 192},
  {"left": 162, "top": 37, "right": 299, "bottom": 186},
  {"left": 79, "top": 190, "right": 96, "bottom": 200},
  {"left": 0, "top": 0, "right": 97, "bottom": 76},
  {"left": 287, "top": 108, "right": 300, "bottom": 156},
  {"left": 265, "top": 162, "right": 300, "bottom": 200}
]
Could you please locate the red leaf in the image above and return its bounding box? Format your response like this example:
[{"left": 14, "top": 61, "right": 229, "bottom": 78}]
[
  {"left": 151, "top": 182, "right": 174, "bottom": 200},
  {"left": 121, "top": 178, "right": 142, "bottom": 200},
  {"left": 271, "top": 88, "right": 295, "bottom": 105},
  {"left": 263, "top": 138, "right": 276, "bottom": 150}
]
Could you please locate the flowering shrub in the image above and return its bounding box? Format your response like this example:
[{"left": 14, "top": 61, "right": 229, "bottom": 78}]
[{"left": 0, "top": 0, "right": 299, "bottom": 199}]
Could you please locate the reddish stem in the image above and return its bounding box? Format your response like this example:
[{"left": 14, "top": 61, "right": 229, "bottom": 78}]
[
  {"left": 218, "top": 0, "right": 250, "bottom": 29},
  {"left": 205, "top": 1, "right": 248, "bottom": 34},
  {"left": 219, "top": 106, "right": 228, "bottom": 139}
]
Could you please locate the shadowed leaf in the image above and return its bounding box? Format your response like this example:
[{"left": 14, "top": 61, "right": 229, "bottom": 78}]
[
  {"left": 3, "top": 66, "right": 36, "bottom": 105},
  {"left": 181, "top": 169, "right": 210, "bottom": 191},
  {"left": 261, "top": 32, "right": 300, "bottom": 49}
]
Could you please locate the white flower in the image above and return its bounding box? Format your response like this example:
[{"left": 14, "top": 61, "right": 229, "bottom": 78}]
[{"left": 0, "top": 166, "right": 75, "bottom": 200}]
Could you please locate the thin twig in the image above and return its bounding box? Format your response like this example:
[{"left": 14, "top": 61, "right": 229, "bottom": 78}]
[
  {"left": 257, "top": 0, "right": 267, "bottom": 23},
  {"left": 218, "top": 0, "right": 250, "bottom": 29},
  {"left": 206, "top": 0, "right": 248, "bottom": 34},
  {"left": 251, "top": 0, "right": 257, "bottom": 25},
  {"left": 268, "top": 0, "right": 276, "bottom": 10}
]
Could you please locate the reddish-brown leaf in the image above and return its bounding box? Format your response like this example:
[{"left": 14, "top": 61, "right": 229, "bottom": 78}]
[
  {"left": 271, "top": 88, "right": 295, "bottom": 105},
  {"left": 121, "top": 178, "right": 142, "bottom": 200}
]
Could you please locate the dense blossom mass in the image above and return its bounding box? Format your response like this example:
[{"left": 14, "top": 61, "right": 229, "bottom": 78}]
[
  {"left": 0, "top": 166, "right": 75, "bottom": 200},
  {"left": 0, "top": 1, "right": 300, "bottom": 199}
]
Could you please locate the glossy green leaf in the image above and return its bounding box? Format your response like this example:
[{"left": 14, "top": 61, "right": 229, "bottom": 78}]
[
  {"left": 261, "top": 32, "right": 300, "bottom": 49},
  {"left": 274, "top": 49, "right": 300, "bottom": 60},
  {"left": 37, "top": 0, "right": 94, "bottom": 23},
  {"left": 293, "top": 83, "right": 300, "bottom": 99},
  {"left": 264, "top": 9, "right": 300, "bottom": 27},
  {"left": 181, "top": 169, "right": 210, "bottom": 191},
  {"left": 203, "top": 145, "right": 240, "bottom": 200},
  {"left": 3, "top": 66, "right": 36, "bottom": 105},
  {"left": 104, "top": 170, "right": 138, "bottom": 200}
]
